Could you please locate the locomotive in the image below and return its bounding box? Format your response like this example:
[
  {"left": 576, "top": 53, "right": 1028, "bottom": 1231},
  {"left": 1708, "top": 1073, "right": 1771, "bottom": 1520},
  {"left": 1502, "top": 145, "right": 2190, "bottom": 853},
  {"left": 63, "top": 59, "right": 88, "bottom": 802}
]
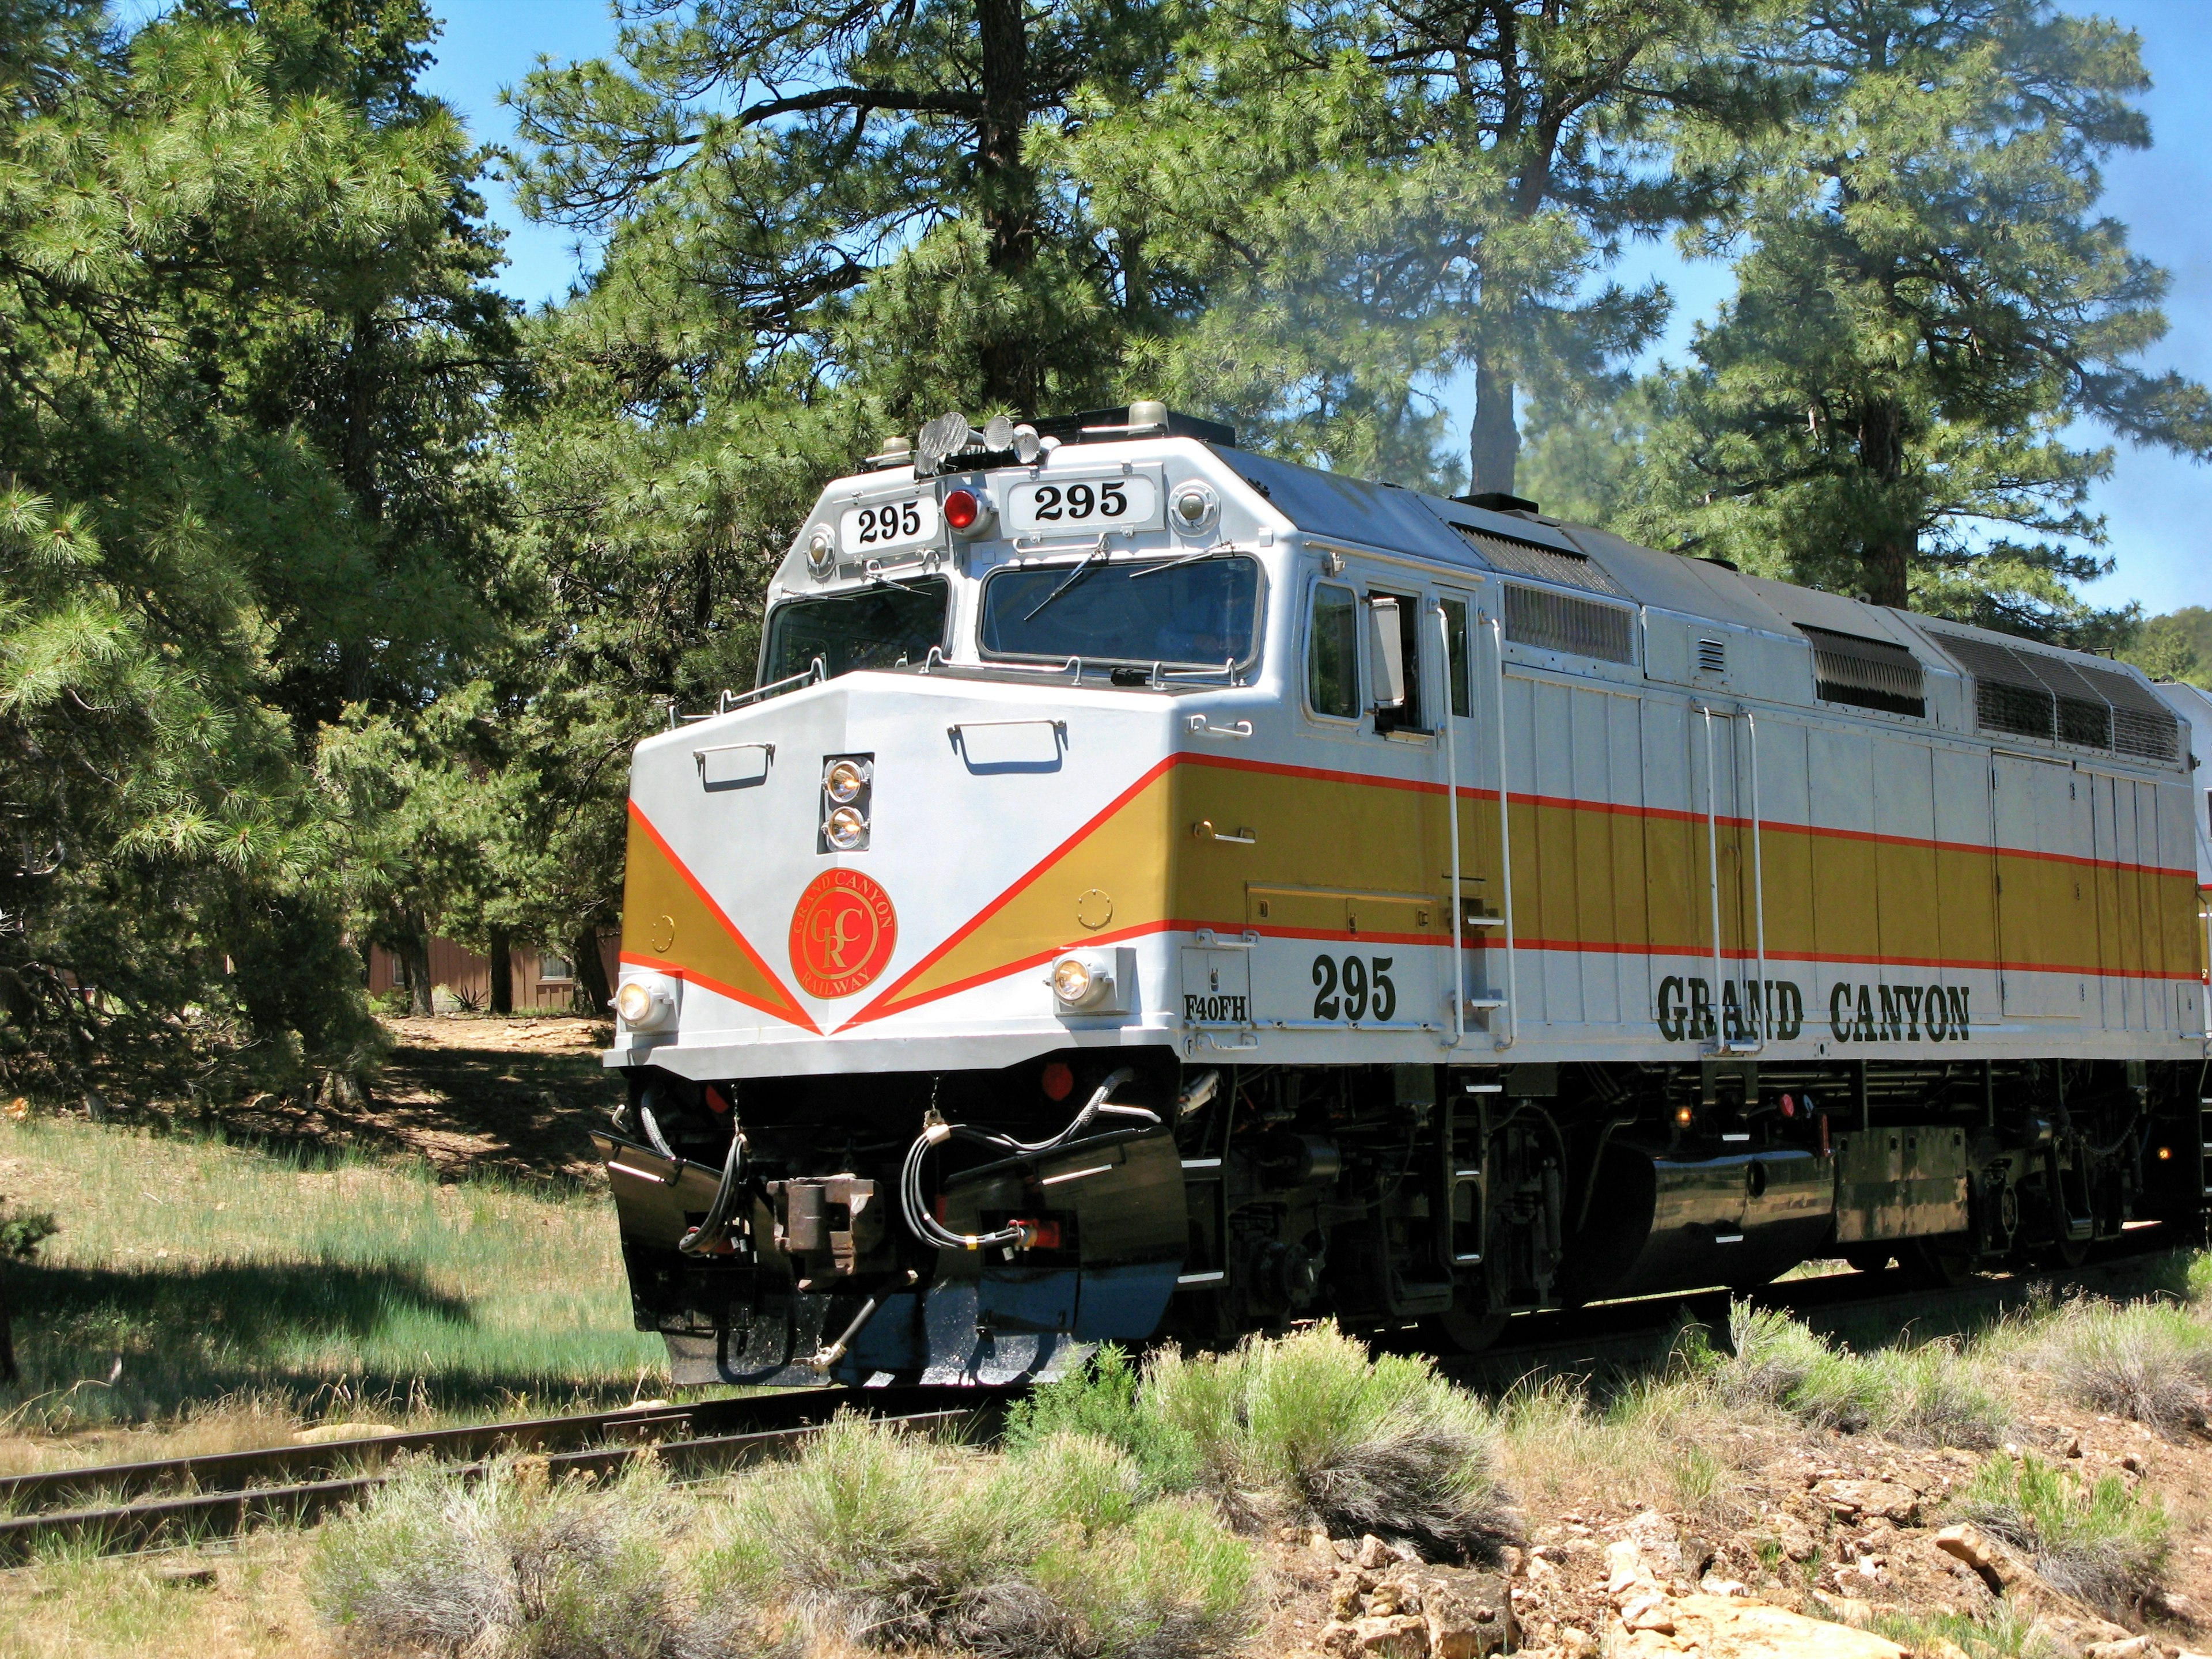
[{"left": 594, "top": 403, "right": 2212, "bottom": 1387}]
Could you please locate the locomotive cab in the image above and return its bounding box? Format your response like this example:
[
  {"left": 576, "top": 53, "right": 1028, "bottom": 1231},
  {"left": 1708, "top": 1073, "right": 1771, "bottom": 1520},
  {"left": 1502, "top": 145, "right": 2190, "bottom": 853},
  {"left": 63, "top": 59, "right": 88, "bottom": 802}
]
[{"left": 597, "top": 404, "right": 2211, "bottom": 1387}]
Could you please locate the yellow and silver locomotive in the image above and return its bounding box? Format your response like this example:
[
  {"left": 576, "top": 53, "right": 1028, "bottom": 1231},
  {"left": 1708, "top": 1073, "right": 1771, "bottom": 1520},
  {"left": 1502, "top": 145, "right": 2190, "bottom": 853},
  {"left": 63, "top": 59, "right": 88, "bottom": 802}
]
[{"left": 596, "top": 403, "right": 2212, "bottom": 1385}]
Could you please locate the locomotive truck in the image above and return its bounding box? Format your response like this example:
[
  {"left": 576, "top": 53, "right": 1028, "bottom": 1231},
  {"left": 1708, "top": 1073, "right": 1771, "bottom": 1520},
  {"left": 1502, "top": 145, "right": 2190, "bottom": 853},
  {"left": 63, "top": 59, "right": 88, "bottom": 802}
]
[{"left": 593, "top": 403, "right": 2212, "bottom": 1387}]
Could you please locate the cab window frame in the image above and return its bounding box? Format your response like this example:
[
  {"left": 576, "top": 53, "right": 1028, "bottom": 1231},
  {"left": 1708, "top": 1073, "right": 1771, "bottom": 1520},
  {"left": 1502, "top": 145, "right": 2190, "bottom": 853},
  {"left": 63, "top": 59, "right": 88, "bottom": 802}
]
[
  {"left": 974, "top": 552, "right": 1266, "bottom": 674},
  {"left": 757, "top": 575, "right": 953, "bottom": 687},
  {"left": 1304, "top": 575, "right": 1363, "bottom": 724}
]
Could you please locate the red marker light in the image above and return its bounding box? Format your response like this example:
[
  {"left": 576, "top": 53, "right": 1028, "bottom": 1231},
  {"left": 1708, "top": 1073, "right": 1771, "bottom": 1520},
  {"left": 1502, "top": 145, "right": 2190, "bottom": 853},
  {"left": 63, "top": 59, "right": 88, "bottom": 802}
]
[
  {"left": 1041, "top": 1061, "right": 1074, "bottom": 1101},
  {"left": 944, "top": 488, "right": 981, "bottom": 531}
]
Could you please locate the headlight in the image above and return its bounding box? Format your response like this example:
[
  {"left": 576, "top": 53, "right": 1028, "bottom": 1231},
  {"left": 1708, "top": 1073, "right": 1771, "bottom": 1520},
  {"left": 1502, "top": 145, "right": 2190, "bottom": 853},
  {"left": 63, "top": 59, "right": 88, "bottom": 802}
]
[
  {"left": 806, "top": 525, "right": 836, "bottom": 579},
  {"left": 615, "top": 974, "right": 677, "bottom": 1032},
  {"left": 824, "top": 804, "right": 869, "bottom": 850},
  {"left": 824, "top": 758, "right": 870, "bottom": 804},
  {"left": 1170, "top": 482, "right": 1218, "bottom": 534},
  {"left": 1051, "top": 957, "right": 1095, "bottom": 1005}
]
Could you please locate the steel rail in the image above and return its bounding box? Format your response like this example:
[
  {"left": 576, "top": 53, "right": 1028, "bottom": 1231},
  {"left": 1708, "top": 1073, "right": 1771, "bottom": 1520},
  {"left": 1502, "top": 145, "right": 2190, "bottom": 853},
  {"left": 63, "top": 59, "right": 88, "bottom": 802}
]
[
  {"left": 0, "top": 1384, "right": 989, "bottom": 1532},
  {"left": 0, "top": 1403, "right": 988, "bottom": 1564}
]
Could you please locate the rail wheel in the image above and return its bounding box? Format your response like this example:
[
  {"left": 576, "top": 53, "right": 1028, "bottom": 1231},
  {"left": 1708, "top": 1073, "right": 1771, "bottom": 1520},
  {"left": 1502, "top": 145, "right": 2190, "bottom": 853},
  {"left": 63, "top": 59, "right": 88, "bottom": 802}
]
[{"left": 1422, "top": 1299, "right": 1508, "bottom": 1355}]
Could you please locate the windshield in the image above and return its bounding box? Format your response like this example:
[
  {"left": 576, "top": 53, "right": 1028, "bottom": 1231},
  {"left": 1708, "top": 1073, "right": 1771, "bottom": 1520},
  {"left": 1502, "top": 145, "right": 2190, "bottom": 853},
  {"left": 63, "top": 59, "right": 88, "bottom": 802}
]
[
  {"left": 979, "top": 555, "right": 1262, "bottom": 668},
  {"left": 762, "top": 579, "right": 949, "bottom": 683}
]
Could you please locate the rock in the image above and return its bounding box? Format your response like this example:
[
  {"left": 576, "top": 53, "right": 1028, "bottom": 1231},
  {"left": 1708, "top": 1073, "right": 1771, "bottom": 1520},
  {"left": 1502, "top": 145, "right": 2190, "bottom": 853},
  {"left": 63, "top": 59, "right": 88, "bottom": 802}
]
[
  {"left": 1526, "top": 1556, "right": 1560, "bottom": 1584},
  {"left": 1419, "top": 1577, "right": 1506, "bottom": 1659},
  {"left": 1369, "top": 1575, "right": 1421, "bottom": 1616},
  {"left": 1333, "top": 1581, "right": 1366, "bottom": 1619},
  {"left": 1358, "top": 1535, "right": 1394, "bottom": 1571},
  {"left": 1626, "top": 1509, "right": 1688, "bottom": 1576},
  {"left": 1497, "top": 1546, "right": 1525, "bottom": 1578},
  {"left": 1932, "top": 1524, "right": 2013, "bottom": 1593},
  {"left": 2085, "top": 1639, "right": 2152, "bottom": 1659},
  {"left": 291, "top": 1422, "right": 399, "bottom": 1444},
  {"left": 1766, "top": 1513, "right": 1819, "bottom": 1563},
  {"left": 1607, "top": 1538, "right": 1650, "bottom": 1597},
  {"left": 2063, "top": 1433, "right": 2085, "bottom": 1458},
  {"left": 1813, "top": 1478, "right": 1922, "bottom": 1526},
  {"left": 1666, "top": 1593, "right": 1910, "bottom": 1659},
  {"left": 1313, "top": 1529, "right": 1344, "bottom": 1562},
  {"left": 1922, "top": 1641, "right": 1973, "bottom": 1659},
  {"left": 1700, "top": 1576, "right": 1750, "bottom": 1598},
  {"left": 1827, "top": 1595, "right": 1877, "bottom": 1627},
  {"left": 1320, "top": 1621, "right": 1363, "bottom": 1657},
  {"left": 2149, "top": 1589, "right": 2192, "bottom": 1620},
  {"left": 1620, "top": 1592, "right": 1676, "bottom": 1635},
  {"left": 2122, "top": 1453, "right": 2145, "bottom": 1474},
  {"left": 1559, "top": 1628, "right": 1597, "bottom": 1659},
  {"left": 154, "top": 1562, "right": 217, "bottom": 1588},
  {"left": 1350, "top": 1613, "right": 1431, "bottom": 1657}
]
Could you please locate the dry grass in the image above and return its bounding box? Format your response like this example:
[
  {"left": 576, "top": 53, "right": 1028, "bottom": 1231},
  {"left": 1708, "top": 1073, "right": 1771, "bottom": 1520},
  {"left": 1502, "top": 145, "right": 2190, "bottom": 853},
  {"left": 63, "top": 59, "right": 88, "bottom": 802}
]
[{"left": 0, "top": 1532, "right": 327, "bottom": 1659}]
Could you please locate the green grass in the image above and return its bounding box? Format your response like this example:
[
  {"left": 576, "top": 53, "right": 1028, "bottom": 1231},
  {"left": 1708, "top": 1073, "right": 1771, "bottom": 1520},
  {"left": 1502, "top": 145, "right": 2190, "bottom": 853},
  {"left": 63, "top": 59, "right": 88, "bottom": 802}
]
[
  {"left": 1714, "top": 1303, "right": 2010, "bottom": 1446},
  {"left": 0, "top": 1113, "right": 664, "bottom": 1435},
  {"left": 1945, "top": 1452, "right": 2171, "bottom": 1612}
]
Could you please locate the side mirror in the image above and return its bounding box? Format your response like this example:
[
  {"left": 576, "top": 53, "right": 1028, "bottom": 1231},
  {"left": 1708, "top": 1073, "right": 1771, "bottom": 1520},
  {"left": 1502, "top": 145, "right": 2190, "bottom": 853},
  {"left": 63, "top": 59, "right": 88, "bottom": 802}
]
[{"left": 1367, "top": 596, "right": 1406, "bottom": 710}]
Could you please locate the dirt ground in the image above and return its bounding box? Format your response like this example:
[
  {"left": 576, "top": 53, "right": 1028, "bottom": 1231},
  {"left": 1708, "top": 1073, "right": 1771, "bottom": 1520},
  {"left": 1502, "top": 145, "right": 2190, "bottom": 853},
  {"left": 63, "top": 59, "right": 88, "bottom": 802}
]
[{"left": 224, "top": 1015, "right": 623, "bottom": 1184}]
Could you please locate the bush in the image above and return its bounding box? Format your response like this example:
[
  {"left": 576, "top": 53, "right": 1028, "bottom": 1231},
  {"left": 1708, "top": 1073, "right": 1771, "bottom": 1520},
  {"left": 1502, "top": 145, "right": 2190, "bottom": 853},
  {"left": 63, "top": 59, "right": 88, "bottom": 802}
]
[
  {"left": 0, "top": 1203, "right": 56, "bottom": 1262},
  {"left": 308, "top": 1456, "right": 692, "bottom": 1658},
  {"left": 695, "top": 1412, "right": 1256, "bottom": 1659},
  {"left": 1146, "top": 1321, "right": 1513, "bottom": 1559},
  {"left": 1005, "top": 1343, "right": 1198, "bottom": 1493},
  {"left": 1718, "top": 1304, "right": 2009, "bottom": 1447},
  {"left": 1946, "top": 1453, "right": 2169, "bottom": 1613},
  {"left": 2035, "top": 1299, "right": 2212, "bottom": 1436}
]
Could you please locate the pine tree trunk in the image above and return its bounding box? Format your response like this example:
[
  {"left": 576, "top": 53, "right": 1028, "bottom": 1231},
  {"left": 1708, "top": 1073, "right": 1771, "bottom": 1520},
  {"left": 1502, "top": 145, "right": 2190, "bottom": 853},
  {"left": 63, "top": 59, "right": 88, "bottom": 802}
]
[
  {"left": 1469, "top": 357, "right": 1520, "bottom": 496},
  {"left": 975, "top": 0, "right": 1033, "bottom": 406},
  {"left": 1865, "top": 539, "right": 1911, "bottom": 610},
  {"left": 1855, "top": 397, "right": 1912, "bottom": 608},
  {"left": 572, "top": 925, "right": 612, "bottom": 1018},
  {"left": 488, "top": 927, "right": 513, "bottom": 1016},
  {"left": 399, "top": 923, "right": 434, "bottom": 1017}
]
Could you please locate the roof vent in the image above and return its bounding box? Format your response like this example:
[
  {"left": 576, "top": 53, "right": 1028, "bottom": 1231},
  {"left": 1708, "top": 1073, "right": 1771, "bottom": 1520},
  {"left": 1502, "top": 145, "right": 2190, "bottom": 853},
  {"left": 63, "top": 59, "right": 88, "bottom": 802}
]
[
  {"left": 1453, "top": 526, "right": 1627, "bottom": 597},
  {"left": 1802, "top": 625, "right": 1925, "bottom": 717},
  {"left": 1697, "top": 637, "right": 1728, "bottom": 676}
]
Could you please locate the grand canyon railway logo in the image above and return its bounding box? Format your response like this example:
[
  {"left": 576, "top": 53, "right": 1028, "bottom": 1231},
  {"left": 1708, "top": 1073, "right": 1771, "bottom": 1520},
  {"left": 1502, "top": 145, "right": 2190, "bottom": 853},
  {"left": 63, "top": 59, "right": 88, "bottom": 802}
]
[{"left": 789, "top": 869, "right": 898, "bottom": 999}]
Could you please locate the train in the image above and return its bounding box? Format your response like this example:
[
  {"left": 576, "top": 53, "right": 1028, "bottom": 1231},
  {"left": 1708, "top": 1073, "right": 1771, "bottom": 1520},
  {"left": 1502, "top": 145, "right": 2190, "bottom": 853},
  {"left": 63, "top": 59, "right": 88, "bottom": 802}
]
[{"left": 593, "top": 402, "right": 2212, "bottom": 1387}]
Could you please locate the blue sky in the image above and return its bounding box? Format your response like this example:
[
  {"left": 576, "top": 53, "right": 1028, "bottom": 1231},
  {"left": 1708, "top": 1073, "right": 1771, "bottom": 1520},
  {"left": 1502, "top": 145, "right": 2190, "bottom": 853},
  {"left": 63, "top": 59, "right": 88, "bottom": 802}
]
[{"left": 421, "top": 0, "right": 2210, "bottom": 619}]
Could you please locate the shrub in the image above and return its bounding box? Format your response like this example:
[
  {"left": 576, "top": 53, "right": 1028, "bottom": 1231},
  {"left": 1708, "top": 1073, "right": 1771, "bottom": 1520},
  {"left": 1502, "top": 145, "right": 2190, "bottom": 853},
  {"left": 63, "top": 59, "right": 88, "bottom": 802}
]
[
  {"left": 2035, "top": 1299, "right": 2212, "bottom": 1436},
  {"left": 308, "top": 1456, "right": 690, "bottom": 1658},
  {"left": 1146, "top": 1321, "right": 1513, "bottom": 1559},
  {"left": 1005, "top": 1344, "right": 1198, "bottom": 1493},
  {"left": 1946, "top": 1453, "right": 2169, "bottom": 1613},
  {"left": 1718, "top": 1304, "right": 2009, "bottom": 1447},
  {"left": 0, "top": 1203, "right": 56, "bottom": 1262},
  {"left": 695, "top": 1412, "right": 1256, "bottom": 1659}
]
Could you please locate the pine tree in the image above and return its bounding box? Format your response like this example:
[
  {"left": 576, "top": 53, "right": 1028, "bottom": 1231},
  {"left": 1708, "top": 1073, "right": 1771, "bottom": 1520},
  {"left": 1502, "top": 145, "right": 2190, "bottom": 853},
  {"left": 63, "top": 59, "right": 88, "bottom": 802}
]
[{"left": 1619, "top": 0, "right": 2212, "bottom": 637}]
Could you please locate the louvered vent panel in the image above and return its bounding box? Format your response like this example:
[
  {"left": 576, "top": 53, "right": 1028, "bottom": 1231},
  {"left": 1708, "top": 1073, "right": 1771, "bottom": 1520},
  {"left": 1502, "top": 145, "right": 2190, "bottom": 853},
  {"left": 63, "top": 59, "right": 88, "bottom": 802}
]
[
  {"left": 1696, "top": 637, "right": 1728, "bottom": 676},
  {"left": 1927, "top": 626, "right": 2178, "bottom": 762},
  {"left": 1801, "top": 625, "right": 1926, "bottom": 717},
  {"left": 1455, "top": 527, "right": 1628, "bottom": 597},
  {"left": 1502, "top": 584, "right": 1635, "bottom": 664}
]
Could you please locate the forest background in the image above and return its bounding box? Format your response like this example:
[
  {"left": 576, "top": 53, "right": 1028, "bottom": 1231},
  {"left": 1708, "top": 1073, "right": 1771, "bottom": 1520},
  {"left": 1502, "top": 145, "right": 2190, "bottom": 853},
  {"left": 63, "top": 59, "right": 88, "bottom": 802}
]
[{"left": 1, "top": 0, "right": 2207, "bottom": 1107}]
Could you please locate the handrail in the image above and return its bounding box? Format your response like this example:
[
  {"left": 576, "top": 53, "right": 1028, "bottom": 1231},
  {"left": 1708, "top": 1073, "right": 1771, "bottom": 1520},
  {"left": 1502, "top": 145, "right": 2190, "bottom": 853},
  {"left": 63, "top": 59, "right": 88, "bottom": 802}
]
[
  {"left": 1700, "top": 706, "right": 1726, "bottom": 1053},
  {"left": 1743, "top": 706, "right": 1768, "bottom": 1054},
  {"left": 1485, "top": 613, "right": 1517, "bottom": 1052},
  {"left": 1435, "top": 604, "right": 1463, "bottom": 1050},
  {"left": 713, "top": 657, "right": 826, "bottom": 718}
]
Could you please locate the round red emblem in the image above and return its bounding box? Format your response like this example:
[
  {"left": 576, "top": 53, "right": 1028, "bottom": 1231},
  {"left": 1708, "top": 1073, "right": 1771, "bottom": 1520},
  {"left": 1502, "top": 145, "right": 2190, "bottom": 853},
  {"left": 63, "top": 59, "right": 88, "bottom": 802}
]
[{"left": 789, "top": 869, "right": 898, "bottom": 999}]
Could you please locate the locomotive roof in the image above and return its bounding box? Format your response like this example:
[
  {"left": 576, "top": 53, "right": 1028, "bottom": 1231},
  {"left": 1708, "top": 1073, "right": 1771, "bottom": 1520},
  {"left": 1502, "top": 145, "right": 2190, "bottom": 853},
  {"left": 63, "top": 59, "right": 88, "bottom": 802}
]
[{"left": 1214, "top": 442, "right": 2152, "bottom": 698}]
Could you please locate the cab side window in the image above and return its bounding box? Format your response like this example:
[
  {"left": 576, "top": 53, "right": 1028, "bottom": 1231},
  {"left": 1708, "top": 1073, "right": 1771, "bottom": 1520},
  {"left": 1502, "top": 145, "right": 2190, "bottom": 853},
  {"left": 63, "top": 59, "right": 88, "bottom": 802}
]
[
  {"left": 1440, "top": 595, "right": 1471, "bottom": 718},
  {"left": 1308, "top": 582, "right": 1359, "bottom": 718}
]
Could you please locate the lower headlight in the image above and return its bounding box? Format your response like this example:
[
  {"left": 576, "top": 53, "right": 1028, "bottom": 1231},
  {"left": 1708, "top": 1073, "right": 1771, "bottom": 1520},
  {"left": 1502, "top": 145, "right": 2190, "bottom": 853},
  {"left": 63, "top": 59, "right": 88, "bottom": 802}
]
[
  {"left": 1050, "top": 957, "right": 1096, "bottom": 1006},
  {"left": 615, "top": 975, "right": 677, "bottom": 1032},
  {"left": 1048, "top": 949, "right": 1130, "bottom": 1015},
  {"left": 824, "top": 804, "right": 869, "bottom": 850}
]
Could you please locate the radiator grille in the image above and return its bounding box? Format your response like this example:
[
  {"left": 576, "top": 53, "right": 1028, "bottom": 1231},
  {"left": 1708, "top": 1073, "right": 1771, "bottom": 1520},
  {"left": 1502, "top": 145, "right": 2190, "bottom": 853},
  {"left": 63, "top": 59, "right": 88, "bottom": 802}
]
[
  {"left": 1927, "top": 627, "right": 2178, "bottom": 762},
  {"left": 1503, "top": 584, "right": 1636, "bottom": 664},
  {"left": 1802, "top": 625, "right": 1926, "bottom": 717}
]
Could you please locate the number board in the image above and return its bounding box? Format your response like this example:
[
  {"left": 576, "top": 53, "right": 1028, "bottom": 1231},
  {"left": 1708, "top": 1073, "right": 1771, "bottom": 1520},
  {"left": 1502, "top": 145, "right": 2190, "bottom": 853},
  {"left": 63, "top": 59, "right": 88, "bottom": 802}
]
[
  {"left": 838, "top": 495, "right": 940, "bottom": 556},
  {"left": 1005, "top": 474, "right": 1161, "bottom": 537}
]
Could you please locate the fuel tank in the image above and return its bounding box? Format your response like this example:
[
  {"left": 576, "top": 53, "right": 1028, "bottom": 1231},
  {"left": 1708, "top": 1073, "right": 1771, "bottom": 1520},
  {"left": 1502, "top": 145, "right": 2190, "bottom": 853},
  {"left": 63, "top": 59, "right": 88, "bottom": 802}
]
[{"left": 1561, "top": 1145, "right": 1836, "bottom": 1303}]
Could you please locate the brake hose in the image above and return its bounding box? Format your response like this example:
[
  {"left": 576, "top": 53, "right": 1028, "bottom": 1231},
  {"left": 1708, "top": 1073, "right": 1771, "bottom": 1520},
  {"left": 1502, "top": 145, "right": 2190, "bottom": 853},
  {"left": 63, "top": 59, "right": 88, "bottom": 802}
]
[
  {"left": 899, "top": 1067, "right": 1158, "bottom": 1251},
  {"left": 678, "top": 1128, "right": 751, "bottom": 1256}
]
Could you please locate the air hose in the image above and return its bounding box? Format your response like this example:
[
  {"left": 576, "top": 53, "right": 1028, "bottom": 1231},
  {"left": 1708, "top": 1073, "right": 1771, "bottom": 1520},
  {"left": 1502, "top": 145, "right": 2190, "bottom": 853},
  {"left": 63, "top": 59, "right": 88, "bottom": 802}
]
[
  {"left": 899, "top": 1066, "right": 1157, "bottom": 1252},
  {"left": 678, "top": 1128, "right": 751, "bottom": 1256}
]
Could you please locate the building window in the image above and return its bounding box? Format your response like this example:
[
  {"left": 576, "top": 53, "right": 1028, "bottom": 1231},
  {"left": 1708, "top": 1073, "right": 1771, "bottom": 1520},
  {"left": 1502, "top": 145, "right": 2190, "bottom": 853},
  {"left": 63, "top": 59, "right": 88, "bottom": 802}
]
[{"left": 538, "top": 952, "right": 573, "bottom": 983}]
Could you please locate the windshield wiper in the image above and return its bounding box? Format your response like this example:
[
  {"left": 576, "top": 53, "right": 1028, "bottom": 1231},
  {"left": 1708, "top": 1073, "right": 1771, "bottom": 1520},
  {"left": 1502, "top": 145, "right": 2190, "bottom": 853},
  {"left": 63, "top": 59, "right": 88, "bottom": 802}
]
[
  {"left": 1127, "top": 544, "right": 1238, "bottom": 579},
  {"left": 1022, "top": 541, "right": 1109, "bottom": 622}
]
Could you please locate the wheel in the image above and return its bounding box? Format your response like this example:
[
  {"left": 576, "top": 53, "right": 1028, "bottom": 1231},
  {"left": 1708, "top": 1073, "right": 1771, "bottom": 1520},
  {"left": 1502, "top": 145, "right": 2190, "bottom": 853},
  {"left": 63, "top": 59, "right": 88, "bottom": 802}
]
[
  {"left": 2040, "top": 1234, "right": 2091, "bottom": 1271},
  {"left": 1902, "top": 1240, "right": 1976, "bottom": 1287},
  {"left": 1842, "top": 1247, "right": 1896, "bottom": 1274},
  {"left": 1422, "top": 1301, "right": 1508, "bottom": 1355}
]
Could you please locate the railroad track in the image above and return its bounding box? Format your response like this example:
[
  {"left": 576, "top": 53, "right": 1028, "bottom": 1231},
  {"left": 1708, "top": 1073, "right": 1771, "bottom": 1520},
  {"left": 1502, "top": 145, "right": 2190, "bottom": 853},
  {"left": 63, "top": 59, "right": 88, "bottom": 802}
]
[
  {"left": 3, "top": 1234, "right": 2189, "bottom": 1565},
  {"left": 0, "top": 1384, "right": 1005, "bottom": 1564}
]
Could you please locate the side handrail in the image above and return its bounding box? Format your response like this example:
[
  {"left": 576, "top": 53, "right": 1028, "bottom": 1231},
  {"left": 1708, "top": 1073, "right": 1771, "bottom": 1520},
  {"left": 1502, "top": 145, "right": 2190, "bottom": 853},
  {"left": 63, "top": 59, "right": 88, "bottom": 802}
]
[
  {"left": 1485, "top": 612, "right": 1517, "bottom": 1052},
  {"left": 1743, "top": 705, "right": 1768, "bottom": 1054},
  {"left": 1435, "top": 603, "right": 1463, "bottom": 1050},
  {"left": 1700, "top": 706, "right": 1727, "bottom": 1053}
]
